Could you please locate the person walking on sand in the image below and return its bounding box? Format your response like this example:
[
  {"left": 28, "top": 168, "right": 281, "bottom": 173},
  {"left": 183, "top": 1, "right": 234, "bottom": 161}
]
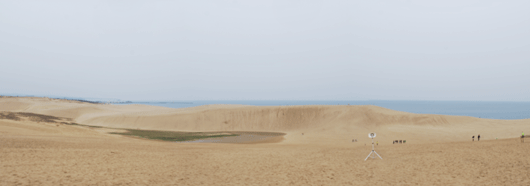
[
  {"left": 478, "top": 134, "right": 481, "bottom": 141},
  {"left": 472, "top": 136, "right": 475, "bottom": 141},
  {"left": 522, "top": 132, "right": 525, "bottom": 143}
]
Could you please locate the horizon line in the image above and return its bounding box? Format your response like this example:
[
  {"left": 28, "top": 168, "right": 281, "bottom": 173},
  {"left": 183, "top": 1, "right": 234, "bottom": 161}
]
[{"left": 2, "top": 95, "right": 529, "bottom": 103}]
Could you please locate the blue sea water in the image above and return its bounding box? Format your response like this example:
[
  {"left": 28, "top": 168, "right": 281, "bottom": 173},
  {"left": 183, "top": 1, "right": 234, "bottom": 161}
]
[{"left": 117, "top": 101, "right": 530, "bottom": 120}]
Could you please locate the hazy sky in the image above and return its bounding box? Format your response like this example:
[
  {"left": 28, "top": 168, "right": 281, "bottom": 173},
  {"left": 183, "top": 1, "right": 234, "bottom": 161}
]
[{"left": 1, "top": 1, "right": 529, "bottom": 101}]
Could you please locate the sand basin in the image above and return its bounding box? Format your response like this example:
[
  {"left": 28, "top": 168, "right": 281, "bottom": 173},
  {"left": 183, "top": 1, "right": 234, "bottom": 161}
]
[{"left": 182, "top": 132, "right": 285, "bottom": 144}]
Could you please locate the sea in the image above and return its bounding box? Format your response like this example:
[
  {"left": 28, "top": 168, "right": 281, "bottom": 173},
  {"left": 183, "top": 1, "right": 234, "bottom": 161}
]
[{"left": 115, "top": 100, "right": 530, "bottom": 120}]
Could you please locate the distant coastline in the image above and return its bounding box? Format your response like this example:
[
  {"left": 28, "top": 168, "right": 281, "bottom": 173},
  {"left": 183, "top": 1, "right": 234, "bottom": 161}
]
[
  {"left": 114, "top": 100, "right": 530, "bottom": 120},
  {"left": 2, "top": 96, "right": 529, "bottom": 119},
  {"left": 112, "top": 101, "right": 193, "bottom": 104},
  {"left": 0, "top": 95, "right": 193, "bottom": 105},
  {"left": 0, "top": 95, "right": 103, "bottom": 104}
]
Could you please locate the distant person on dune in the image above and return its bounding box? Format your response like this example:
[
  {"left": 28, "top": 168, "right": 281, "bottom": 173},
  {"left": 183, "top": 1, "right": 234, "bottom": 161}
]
[
  {"left": 478, "top": 134, "right": 480, "bottom": 141},
  {"left": 522, "top": 132, "right": 525, "bottom": 143},
  {"left": 472, "top": 136, "right": 475, "bottom": 141}
]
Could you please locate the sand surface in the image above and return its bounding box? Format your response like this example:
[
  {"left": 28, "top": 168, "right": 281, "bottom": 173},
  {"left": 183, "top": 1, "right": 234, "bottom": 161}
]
[{"left": 1, "top": 97, "right": 529, "bottom": 185}]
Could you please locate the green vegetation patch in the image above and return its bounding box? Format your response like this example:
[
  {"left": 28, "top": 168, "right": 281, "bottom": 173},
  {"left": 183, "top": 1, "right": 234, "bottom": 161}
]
[
  {"left": 109, "top": 129, "right": 240, "bottom": 142},
  {"left": 0, "top": 112, "right": 21, "bottom": 121},
  {"left": 0, "top": 112, "right": 63, "bottom": 123},
  {"left": 60, "top": 122, "right": 103, "bottom": 128}
]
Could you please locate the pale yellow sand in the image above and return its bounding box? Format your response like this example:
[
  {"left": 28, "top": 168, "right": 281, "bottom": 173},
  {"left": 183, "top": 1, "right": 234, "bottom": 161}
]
[{"left": 1, "top": 97, "right": 529, "bottom": 185}]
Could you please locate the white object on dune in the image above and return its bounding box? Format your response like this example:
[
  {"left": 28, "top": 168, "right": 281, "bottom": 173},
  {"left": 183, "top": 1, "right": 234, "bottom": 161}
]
[{"left": 365, "top": 133, "right": 383, "bottom": 161}]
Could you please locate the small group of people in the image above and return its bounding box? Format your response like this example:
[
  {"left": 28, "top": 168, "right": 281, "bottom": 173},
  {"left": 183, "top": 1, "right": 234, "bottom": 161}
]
[
  {"left": 393, "top": 140, "right": 406, "bottom": 144},
  {"left": 352, "top": 139, "right": 357, "bottom": 142},
  {"left": 472, "top": 132, "right": 526, "bottom": 142},
  {"left": 472, "top": 134, "right": 481, "bottom": 141}
]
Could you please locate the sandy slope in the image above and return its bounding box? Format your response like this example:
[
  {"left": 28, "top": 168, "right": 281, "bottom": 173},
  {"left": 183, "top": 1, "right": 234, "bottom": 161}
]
[
  {"left": 1, "top": 97, "right": 527, "bottom": 145},
  {"left": 1, "top": 97, "right": 529, "bottom": 185}
]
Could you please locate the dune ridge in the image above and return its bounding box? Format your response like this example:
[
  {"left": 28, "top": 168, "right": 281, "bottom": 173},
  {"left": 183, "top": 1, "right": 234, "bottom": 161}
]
[{"left": 1, "top": 97, "right": 527, "bottom": 145}]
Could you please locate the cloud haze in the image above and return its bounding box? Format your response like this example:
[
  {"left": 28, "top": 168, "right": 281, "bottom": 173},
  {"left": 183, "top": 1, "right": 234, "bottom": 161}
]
[{"left": 1, "top": 0, "right": 529, "bottom": 101}]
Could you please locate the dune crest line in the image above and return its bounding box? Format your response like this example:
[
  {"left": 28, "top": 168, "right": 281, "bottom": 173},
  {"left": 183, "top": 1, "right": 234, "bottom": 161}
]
[{"left": 1, "top": 97, "right": 528, "bottom": 145}]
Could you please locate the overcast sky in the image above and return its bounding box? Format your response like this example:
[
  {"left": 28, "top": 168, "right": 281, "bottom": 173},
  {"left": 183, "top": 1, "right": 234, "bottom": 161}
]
[{"left": 1, "top": 0, "right": 529, "bottom": 101}]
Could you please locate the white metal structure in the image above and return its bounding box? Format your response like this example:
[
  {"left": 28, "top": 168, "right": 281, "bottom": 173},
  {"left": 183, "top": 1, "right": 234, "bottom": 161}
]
[{"left": 364, "top": 133, "right": 383, "bottom": 161}]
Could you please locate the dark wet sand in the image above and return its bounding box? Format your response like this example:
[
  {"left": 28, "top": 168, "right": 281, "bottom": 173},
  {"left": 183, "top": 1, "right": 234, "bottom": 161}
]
[{"left": 182, "top": 132, "right": 285, "bottom": 144}]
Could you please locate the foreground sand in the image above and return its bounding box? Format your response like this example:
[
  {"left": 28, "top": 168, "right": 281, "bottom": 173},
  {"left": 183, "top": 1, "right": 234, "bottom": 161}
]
[{"left": 1, "top": 97, "right": 529, "bottom": 185}]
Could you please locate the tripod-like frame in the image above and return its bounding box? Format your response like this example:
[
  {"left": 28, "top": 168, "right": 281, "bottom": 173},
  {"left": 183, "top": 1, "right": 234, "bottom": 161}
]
[{"left": 365, "top": 137, "right": 383, "bottom": 161}]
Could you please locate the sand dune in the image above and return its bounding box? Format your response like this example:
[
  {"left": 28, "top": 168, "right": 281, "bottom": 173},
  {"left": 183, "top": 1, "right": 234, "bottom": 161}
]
[
  {"left": 1, "top": 97, "right": 529, "bottom": 185},
  {"left": 1, "top": 97, "right": 527, "bottom": 145}
]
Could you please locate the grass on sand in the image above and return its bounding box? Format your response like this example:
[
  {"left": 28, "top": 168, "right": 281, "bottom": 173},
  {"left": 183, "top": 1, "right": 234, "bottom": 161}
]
[{"left": 109, "top": 129, "right": 240, "bottom": 142}]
